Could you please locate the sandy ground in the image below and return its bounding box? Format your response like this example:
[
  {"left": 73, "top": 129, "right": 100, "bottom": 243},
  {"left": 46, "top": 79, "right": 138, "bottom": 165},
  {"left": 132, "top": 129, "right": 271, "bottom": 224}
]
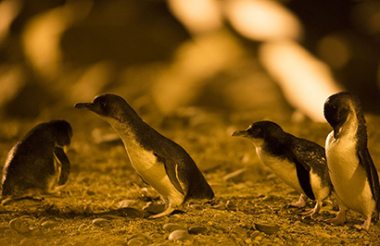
[{"left": 0, "top": 109, "right": 380, "bottom": 245}]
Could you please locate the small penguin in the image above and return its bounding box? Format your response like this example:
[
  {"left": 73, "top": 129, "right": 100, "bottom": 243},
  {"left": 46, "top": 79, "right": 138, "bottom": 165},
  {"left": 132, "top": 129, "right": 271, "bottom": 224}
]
[
  {"left": 1, "top": 120, "right": 72, "bottom": 204},
  {"left": 232, "top": 121, "right": 331, "bottom": 217},
  {"left": 324, "top": 92, "right": 380, "bottom": 230},
  {"left": 74, "top": 94, "right": 214, "bottom": 218}
]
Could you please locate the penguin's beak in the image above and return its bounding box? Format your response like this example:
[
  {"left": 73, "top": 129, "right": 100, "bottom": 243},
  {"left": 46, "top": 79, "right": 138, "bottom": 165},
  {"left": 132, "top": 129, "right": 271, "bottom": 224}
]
[
  {"left": 232, "top": 130, "right": 249, "bottom": 137},
  {"left": 333, "top": 127, "right": 340, "bottom": 139},
  {"left": 74, "top": 102, "right": 93, "bottom": 110}
]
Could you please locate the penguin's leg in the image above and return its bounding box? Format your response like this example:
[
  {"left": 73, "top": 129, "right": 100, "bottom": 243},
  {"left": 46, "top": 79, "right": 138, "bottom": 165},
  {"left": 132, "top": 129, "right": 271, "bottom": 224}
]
[
  {"left": 354, "top": 215, "right": 371, "bottom": 231},
  {"left": 289, "top": 194, "right": 307, "bottom": 208},
  {"left": 325, "top": 205, "right": 347, "bottom": 225}
]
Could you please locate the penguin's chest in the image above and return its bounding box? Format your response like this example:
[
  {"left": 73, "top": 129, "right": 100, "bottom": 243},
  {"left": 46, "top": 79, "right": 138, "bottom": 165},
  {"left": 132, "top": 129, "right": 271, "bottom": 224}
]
[
  {"left": 326, "top": 132, "right": 374, "bottom": 215},
  {"left": 256, "top": 148, "right": 305, "bottom": 195},
  {"left": 123, "top": 138, "right": 184, "bottom": 204}
]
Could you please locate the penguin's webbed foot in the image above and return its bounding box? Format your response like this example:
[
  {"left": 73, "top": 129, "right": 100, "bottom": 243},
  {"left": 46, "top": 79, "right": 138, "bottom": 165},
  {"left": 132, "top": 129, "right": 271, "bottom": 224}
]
[
  {"left": 301, "top": 201, "right": 322, "bottom": 219},
  {"left": 354, "top": 216, "right": 371, "bottom": 231},
  {"left": 288, "top": 194, "right": 307, "bottom": 208},
  {"left": 149, "top": 207, "right": 175, "bottom": 219},
  {"left": 325, "top": 208, "right": 346, "bottom": 226},
  {"left": 301, "top": 208, "right": 317, "bottom": 219}
]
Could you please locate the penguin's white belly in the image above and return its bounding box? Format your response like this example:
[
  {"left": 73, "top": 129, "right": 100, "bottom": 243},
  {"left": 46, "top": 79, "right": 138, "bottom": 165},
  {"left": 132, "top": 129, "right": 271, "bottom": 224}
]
[
  {"left": 124, "top": 139, "right": 184, "bottom": 206},
  {"left": 257, "top": 148, "right": 305, "bottom": 195},
  {"left": 326, "top": 132, "right": 375, "bottom": 216}
]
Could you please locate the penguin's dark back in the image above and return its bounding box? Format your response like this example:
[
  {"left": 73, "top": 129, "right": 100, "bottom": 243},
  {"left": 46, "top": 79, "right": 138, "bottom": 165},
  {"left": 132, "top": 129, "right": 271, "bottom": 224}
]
[{"left": 1, "top": 120, "right": 72, "bottom": 196}]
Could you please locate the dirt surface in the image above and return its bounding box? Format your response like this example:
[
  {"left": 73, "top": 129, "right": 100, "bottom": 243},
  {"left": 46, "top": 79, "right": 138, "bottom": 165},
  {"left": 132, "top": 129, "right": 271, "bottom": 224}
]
[{"left": 1, "top": 109, "right": 380, "bottom": 246}]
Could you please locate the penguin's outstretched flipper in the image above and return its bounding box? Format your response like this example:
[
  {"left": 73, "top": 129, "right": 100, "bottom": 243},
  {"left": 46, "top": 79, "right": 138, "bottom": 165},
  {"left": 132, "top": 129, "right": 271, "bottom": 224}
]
[
  {"left": 358, "top": 147, "right": 380, "bottom": 211},
  {"left": 54, "top": 147, "right": 70, "bottom": 186}
]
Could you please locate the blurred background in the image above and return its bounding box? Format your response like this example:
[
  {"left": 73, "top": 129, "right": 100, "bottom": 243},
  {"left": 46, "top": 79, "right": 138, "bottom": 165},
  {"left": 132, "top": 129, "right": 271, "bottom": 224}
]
[{"left": 1, "top": 0, "right": 380, "bottom": 123}]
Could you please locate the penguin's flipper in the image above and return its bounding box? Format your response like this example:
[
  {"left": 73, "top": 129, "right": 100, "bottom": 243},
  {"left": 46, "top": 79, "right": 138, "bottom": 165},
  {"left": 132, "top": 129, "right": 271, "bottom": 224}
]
[
  {"left": 358, "top": 147, "right": 380, "bottom": 210},
  {"left": 294, "top": 159, "right": 315, "bottom": 200},
  {"left": 54, "top": 147, "right": 70, "bottom": 185},
  {"left": 154, "top": 152, "right": 185, "bottom": 195}
]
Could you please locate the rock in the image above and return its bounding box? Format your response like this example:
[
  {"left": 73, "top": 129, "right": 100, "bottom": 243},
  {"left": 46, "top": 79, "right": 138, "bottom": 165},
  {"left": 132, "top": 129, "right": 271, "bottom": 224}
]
[
  {"left": 128, "top": 233, "right": 150, "bottom": 245},
  {"left": 223, "top": 168, "right": 246, "bottom": 183},
  {"left": 168, "top": 230, "right": 192, "bottom": 242},
  {"left": 189, "top": 204, "right": 205, "bottom": 210},
  {"left": 212, "top": 202, "right": 225, "bottom": 210},
  {"left": 188, "top": 226, "right": 208, "bottom": 235},
  {"left": 106, "top": 207, "right": 147, "bottom": 218},
  {"left": 3, "top": 229, "right": 19, "bottom": 238},
  {"left": 127, "top": 238, "right": 146, "bottom": 246},
  {"left": 142, "top": 202, "right": 165, "bottom": 214},
  {"left": 250, "top": 231, "right": 262, "bottom": 240},
  {"left": 41, "top": 221, "right": 60, "bottom": 229},
  {"left": 118, "top": 199, "right": 138, "bottom": 208},
  {"left": 163, "top": 223, "right": 187, "bottom": 232},
  {"left": 255, "top": 223, "right": 279, "bottom": 235},
  {"left": 92, "top": 218, "right": 110, "bottom": 227},
  {"left": 9, "top": 218, "right": 29, "bottom": 234}
]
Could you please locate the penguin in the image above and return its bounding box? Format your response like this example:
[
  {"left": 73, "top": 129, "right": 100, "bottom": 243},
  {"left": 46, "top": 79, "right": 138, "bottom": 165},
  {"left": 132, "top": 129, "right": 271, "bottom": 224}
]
[
  {"left": 1, "top": 120, "right": 72, "bottom": 205},
  {"left": 74, "top": 94, "right": 214, "bottom": 218},
  {"left": 324, "top": 92, "right": 380, "bottom": 230},
  {"left": 232, "top": 121, "right": 331, "bottom": 217}
]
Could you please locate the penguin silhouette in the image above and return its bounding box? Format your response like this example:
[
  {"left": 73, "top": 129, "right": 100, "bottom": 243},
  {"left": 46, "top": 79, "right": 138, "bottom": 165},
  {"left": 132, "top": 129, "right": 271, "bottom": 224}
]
[
  {"left": 324, "top": 92, "right": 380, "bottom": 230},
  {"left": 75, "top": 94, "right": 214, "bottom": 218},
  {"left": 233, "top": 121, "right": 331, "bottom": 217},
  {"left": 1, "top": 120, "right": 72, "bottom": 205}
]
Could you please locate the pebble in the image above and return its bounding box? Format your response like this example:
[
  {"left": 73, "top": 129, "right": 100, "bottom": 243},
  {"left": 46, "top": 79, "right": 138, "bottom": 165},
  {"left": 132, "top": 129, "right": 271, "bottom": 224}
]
[
  {"left": 41, "top": 221, "right": 60, "bottom": 229},
  {"left": 255, "top": 223, "right": 279, "bottom": 235},
  {"left": 168, "top": 230, "right": 192, "bottom": 242},
  {"left": 118, "top": 199, "right": 138, "bottom": 208},
  {"left": 212, "top": 202, "right": 225, "bottom": 210},
  {"left": 9, "top": 218, "right": 29, "bottom": 234},
  {"left": 189, "top": 204, "right": 206, "bottom": 210},
  {"left": 163, "top": 223, "right": 187, "bottom": 232},
  {"left": 222, "top": 168, "right": 246, "bottom": 183},
  {"left": 142, "top": 202, "right": 165, "bottom": 214},
  {"left": 4, "top": 229, "right": 19, "bottom": 238},
  {"left": 127, "top": 238, "right": 146, "bottom": 246},
  {"left": 250, "top": 231, "right": 262, "bottom": 240},
  {"left": 188, "top": 226, "right": 208, "bottom": 235},
  {"left": 92, "top": 218, "right": 110, "bottom": 227}
]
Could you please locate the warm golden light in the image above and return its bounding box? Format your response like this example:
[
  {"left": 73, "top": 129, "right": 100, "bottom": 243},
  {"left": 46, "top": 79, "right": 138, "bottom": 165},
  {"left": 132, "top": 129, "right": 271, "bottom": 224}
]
[
  {"left": 167, "top": 0, "right": 223, "bottom": 34},
  {"left": 259, "top": 41, "right": 342, "bottom": 122},
  {"left": 224, "top": 0, "right": 303, "bottom": 41}
]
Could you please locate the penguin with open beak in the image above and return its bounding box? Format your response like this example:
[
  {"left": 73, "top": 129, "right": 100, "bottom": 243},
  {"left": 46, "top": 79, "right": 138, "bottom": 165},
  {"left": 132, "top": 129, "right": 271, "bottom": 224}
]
[
  {"left": 75, "top": 94, "right": 214, "bottom": 218},
  {"left": 1, "top": 120, "right": 72, "bottom": 205},
  {"left": 324, "top": 92, "right": 380, "bottom": 230},
  {"left": 232, "top": 121, "right": 331, "bottom": 217}
]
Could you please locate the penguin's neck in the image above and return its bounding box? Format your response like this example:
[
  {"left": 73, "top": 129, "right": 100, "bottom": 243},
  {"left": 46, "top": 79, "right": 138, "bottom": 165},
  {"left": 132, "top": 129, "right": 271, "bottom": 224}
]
[{"left": 336, "top": 112, "right": 358, "bottom": 142}]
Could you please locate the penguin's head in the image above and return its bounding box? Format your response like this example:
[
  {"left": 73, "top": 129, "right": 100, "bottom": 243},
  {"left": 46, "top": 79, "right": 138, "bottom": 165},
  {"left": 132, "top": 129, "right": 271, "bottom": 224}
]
[
  {"left": 232, "top": 121, "right": 285, "bottom": 145},
  {"left": 75, "top": 94, "right": 137, "bottom": 122},
  {"left": 324, "top": 92, "right": 360, "bottom": 138},
  {"left": 50, "top": 120, "right": 73, "bottom": 146}
]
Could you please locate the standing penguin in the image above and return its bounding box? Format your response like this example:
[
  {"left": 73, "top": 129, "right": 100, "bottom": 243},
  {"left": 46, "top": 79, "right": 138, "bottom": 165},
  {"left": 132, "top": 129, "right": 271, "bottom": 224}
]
[
  {"left": 324, "top": 92, "right": 380, "bottom": 230},
  {"left": 74, "top": 94, "right": 214, "bottom": 218},
  {"left": 1, "top": 120, "right": 72, "bottom": 204},
  {"left": 232, "top": 121, "right": 331, "bottom": 217}
]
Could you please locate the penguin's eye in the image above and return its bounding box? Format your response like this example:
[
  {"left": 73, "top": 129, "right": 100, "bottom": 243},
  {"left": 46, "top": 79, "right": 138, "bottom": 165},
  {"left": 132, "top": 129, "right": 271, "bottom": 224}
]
[{"left": 100, "top": 101, "right": 107, "bottom": 110}]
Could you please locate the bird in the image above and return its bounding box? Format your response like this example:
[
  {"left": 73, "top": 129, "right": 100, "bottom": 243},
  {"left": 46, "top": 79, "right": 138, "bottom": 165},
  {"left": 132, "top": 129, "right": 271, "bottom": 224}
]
[
  {"left": 74, "top": 94, "right": 214, "bottom": 218},
  {"left": 1, "top": 120, "right": 72, "bottom": 205},
  {"left": 324, "top": 92, "right": 380, "bottom": 230},
  {"left": 232, "top": 121, "right": 331, "bottom": 217}
]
